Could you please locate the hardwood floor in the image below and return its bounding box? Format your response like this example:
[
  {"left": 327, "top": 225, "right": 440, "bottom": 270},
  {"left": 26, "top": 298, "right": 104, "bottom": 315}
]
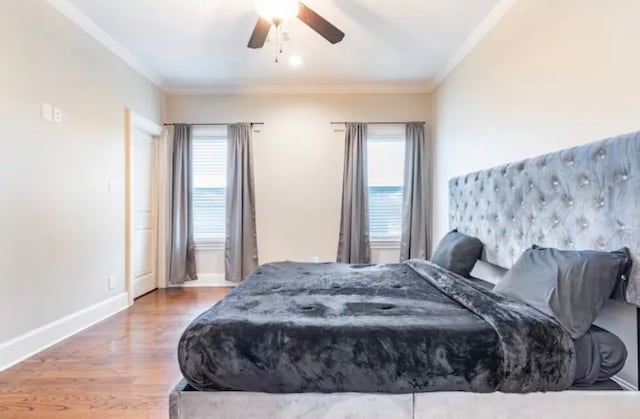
[{"left": 0, "top": 288, "right": 231, "bottom": 419}]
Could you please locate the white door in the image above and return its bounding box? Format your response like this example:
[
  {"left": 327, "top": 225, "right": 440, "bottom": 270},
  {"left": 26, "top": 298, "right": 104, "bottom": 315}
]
[{"left": 132, "top": 130, "right": 159, "bottom": 298}]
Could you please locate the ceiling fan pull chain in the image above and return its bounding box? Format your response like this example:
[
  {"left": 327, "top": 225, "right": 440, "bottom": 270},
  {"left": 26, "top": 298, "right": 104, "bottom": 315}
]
[
  {"left": 274, "top": 23, "right": 285, "bottom": 63},
  {"left": 274, "top": 25, "right": 279, "bottom": 62}
]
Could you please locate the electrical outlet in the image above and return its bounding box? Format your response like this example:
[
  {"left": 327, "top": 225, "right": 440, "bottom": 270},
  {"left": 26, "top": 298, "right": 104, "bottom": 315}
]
[
  {"left": 53, "top": 106, "right": 63, "bottom": 123},
  {"left": 311, "top": 256, "right": 320, "bottom": 263},
  {"left": 108, "top": 275, "right": 117, "bottom": 290},
  {"left": 108, "top": 179, "right": 116, "bottom": 195}
]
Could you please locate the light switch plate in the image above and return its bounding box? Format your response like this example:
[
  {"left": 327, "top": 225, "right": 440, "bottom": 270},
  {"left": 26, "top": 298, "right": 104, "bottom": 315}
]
[
  {"left": 41, "top": 102, "right": 53, "bottom": 122},
  {"left": 53, "top": 106, "right": 63, "bottom": 123}
]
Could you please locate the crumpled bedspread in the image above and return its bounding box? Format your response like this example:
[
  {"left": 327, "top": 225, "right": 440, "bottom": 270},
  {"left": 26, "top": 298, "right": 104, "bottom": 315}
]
[{"left": 178, "top": 260, "right": 575, "bottom": 393}]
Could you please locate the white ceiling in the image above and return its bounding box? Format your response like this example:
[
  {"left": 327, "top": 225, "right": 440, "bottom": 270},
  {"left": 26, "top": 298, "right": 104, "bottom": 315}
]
[{"left": 63, "top": 0, "right": 503, "bottom": 92}]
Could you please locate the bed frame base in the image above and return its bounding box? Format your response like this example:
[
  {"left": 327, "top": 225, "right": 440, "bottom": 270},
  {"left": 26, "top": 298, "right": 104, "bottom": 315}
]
[{"left": 169, "top": 380, "right": 638, "bottom": 419}]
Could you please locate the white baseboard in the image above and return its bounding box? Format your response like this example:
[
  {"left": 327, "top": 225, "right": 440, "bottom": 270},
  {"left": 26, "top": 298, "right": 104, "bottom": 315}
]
[
  {"left": 175, "top": 273, "right": 237, "bottom": 288},
  {"left": 0, "top": 292, "right": 129, "bottom": 372},
  {"left": 611, "top": 375, "right": 638, "bottom": 391}
]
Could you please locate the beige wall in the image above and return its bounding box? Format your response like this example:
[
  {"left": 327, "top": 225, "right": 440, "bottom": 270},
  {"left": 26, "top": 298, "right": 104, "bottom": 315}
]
[
  {"left": 433, "top": 0, "right": 640, "bottom": 388},
  {"left": 166, "top": 93, "right": 430, "bottom": 279},
  {"left": 0, "top": 0, "right": 163, "bottom": 342}
]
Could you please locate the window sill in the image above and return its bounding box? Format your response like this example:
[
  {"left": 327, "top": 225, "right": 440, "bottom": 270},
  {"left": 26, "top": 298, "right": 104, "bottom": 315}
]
[
  {"left": 371, "top": 240, "right": 401, "bottom": 249},
  {"left": 194, "top": 242, "right": 225, "bottom": 251}
]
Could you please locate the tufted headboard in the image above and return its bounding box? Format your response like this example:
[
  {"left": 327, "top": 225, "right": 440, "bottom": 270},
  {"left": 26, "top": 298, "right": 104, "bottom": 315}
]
[{"left": 449, "top": 131, "right": 640, "bottom": 307}]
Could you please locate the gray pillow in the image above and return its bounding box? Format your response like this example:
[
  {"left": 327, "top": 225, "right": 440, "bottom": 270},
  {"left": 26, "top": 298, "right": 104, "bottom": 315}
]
[
  {"left": 431, "top": 230, "right": 483, "bottom": 278},
  {"left": 572, "top": 325, "right": 628, "bottom": 387},
  {"left": 494, "top": 246, "right": 632, "bottom": 338},
  {"left": 470, "top": 260, "right": 508, "bottom": 285}
]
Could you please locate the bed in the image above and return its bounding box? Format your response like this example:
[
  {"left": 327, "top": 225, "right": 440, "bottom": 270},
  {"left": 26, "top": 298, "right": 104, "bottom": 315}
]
[
  {"left": 170, "top": 130, "right": 640, "bottom": 418},
  {"left": 177, "top": 261, "right": 573, "bottom": 393}
]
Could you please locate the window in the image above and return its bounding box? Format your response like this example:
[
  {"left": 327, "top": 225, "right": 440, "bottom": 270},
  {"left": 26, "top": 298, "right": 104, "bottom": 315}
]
[
  {"left": 367, "top": 125, "right": 406, "bottom": 243},
  {"left": 192, "top": 127, "right": 227, "bottom": 244}
]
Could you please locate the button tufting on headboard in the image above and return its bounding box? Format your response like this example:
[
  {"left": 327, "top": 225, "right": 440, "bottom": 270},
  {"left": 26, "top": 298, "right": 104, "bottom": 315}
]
[{"left": 448, "top": 131, "right": 640, "bottom": 307}]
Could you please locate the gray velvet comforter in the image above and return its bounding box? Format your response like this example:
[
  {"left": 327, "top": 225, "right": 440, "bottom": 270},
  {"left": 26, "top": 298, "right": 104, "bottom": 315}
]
[{"left": 178, "top": 260, "right": 576, "bottom": 393}]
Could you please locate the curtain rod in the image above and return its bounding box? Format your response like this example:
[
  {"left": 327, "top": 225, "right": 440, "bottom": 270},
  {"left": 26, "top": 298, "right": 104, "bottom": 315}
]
[
  {"left": 330, "top": 121, "right": 426, "bottom": 125},
  {"left": 163, "top": 122, "right": 264, "bottom": 127}
]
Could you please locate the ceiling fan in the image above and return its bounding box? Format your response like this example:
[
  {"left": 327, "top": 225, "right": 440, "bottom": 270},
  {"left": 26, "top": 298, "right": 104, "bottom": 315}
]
[{"left": 248, "top": 0, "right": 345, "bottom": 54}]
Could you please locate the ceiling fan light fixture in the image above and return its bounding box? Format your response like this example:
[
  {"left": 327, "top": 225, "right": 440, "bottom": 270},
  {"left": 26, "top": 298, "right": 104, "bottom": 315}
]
[{"left": 255, "top": 0, "right": 300, "bottom": 24}]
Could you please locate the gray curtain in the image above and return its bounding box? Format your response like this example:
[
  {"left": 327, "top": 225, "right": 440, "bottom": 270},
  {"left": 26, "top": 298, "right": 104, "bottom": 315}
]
[
  {"left": 225, "top": 123, "right": 259, "bottom": 282},
  {"left": 400, "top": 123, "right": 431, "bottom": 261},
  {"left": 337, "top": 123, "right": 371, "bottom": 263},
  {"left": 169, "top": 124, "right": 197, "bottom": 285}
]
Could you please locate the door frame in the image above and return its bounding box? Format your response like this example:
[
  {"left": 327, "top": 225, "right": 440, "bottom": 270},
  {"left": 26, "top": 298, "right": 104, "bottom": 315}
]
[{"left": 125, "top": 108, "right": 166, "bottom": 306}]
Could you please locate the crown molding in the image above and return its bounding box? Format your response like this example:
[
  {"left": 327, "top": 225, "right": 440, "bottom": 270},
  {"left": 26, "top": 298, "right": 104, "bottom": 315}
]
[
  {"left": 432, "top": 0, "right": 519, "bottom": 89},
  {"left": 45, "top": 0, "right": 164, "bottom": 87},
  {"left": 165, "top": 82, "right": 434, "bottom": 96},
  {"left": 44, "top": 0, "right": 516, "bottom": 95}
]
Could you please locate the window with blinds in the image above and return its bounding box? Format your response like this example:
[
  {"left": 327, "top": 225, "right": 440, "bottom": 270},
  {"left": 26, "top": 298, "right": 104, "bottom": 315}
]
[
  {"left": 192, "top": 127, "right": 227, "bottom": 244},
  {"left": 367, "top": 125, "right": 406, "bottom": 243}
]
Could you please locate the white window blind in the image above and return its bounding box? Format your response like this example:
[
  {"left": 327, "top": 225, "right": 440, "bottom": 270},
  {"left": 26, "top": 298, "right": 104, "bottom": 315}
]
[
  {"left": 192, "top": 127, "right": 227, "bottom": 244},
  {"left": 367, "top": 125, "right": 406, "bottom": 242}
]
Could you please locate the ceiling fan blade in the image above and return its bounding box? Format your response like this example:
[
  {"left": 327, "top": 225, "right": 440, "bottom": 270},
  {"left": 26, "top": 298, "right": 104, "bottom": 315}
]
[
  {"left": 297, "top": 2, "right": 345, "bottom": 44},
  {"left": 248, "top": 17, "right": 272, "bottom": 49}
]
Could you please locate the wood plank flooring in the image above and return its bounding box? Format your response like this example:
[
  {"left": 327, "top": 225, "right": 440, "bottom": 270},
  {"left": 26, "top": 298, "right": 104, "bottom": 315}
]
[{"left": 0, "top": 287, "right": 231, "bottom": 419}]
